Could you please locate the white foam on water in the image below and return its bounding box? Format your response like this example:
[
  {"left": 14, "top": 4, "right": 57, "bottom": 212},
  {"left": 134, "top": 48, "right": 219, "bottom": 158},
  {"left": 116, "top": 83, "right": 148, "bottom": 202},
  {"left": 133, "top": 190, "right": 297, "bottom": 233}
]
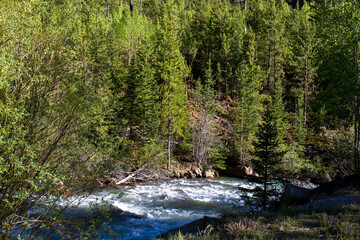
[
  {"left": 23, "top": 177, "right": 267, "bottom": 240},
  {"left": 56, "top": 178, "right": 252, "bottom": 221}
]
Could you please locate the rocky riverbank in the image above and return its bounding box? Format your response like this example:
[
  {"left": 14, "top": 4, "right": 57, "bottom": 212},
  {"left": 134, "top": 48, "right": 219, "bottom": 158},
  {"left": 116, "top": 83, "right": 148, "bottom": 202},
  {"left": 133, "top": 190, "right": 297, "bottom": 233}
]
[
  {"left": 156, "top": 174, "right": 360, "bottom": 239},
  {"left": 84, "top": 163, "right": 218, "bottom": 191}
]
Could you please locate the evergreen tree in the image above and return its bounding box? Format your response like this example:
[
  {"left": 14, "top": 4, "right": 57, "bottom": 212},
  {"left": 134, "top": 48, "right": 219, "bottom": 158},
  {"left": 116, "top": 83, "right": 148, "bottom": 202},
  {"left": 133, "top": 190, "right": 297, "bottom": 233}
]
[
  {"left": 249, "top": 0, "right": 290, "bottom": 95},
  {"left": 269, "top": 78, "right": 288, "bottom": 145},
  {"left": 154, "top": 0, "right": 189, "bottom": 169},
  {"left": 313, "top": 0, "right": 360, "bottom": 127},
  {"left": 123, "top": 41, "right": 159, "bottom": 141},
  {"left": 232, "top": 31, "right": 264, "bottom": 164},
  {"left": 250, "top": 105, "right": 285, "bottom": 210},
  {"left": 287, "top": 2, "right": 317, "bottom": 129}
]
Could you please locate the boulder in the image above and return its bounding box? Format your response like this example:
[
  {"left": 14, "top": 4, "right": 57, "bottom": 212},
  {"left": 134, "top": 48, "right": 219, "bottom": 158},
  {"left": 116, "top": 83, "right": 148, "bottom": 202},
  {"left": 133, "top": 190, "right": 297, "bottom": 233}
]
[
  {"left": 174, "top": 189, "right": 194, "bottom": 201},
  {"left": 53, "top": 181, "right": 73, "bottom": 196},
  {"left": 105, "top": 204, "right": 148, "bottom": 218},
  {"left": 193, "top": 167, "right": 203, "bottom": 178},
  {"left": 107, "top": 203, "right": 124, "bottom": 215},
  {"left": 226, "top": 166, "right": 253, "bottom": 178},
  {"left": 156, "top": 216, "right": 219, "bottom": 239},
  {"left": 309, "top": 174, "right": 360, "bottom": 200},
  {"left": 203, "top": 171, "right": 215, "bottom": 180},
  {"left": 279, "top": 183, "right": 312, "bottom": 206},
  {"left": 300, "top": 194, "right": 360, "bottom": 211}
]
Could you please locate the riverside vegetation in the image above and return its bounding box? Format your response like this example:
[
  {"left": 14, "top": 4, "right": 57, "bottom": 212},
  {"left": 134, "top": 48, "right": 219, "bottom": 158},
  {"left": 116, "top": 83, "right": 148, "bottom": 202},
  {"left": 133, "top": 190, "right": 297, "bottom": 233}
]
[
  {"left": 161, "top": 204, "right": 360, "bottom": 240},
  {"left": 0, "top": 0, "right": 360, "bottom": 239}
]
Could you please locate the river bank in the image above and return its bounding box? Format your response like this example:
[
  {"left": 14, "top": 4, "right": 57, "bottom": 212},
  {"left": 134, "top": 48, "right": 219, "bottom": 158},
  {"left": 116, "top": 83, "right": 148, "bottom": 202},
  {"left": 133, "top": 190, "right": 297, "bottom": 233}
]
[
  {"left": 157, "top": 202, "right": 360, "bottom": 240},
  {"left": 79, "top": 163, "right": 219, "bottom": 192},
  {"left": 156, "top": 174, "right": 360, "bottom": 240}
]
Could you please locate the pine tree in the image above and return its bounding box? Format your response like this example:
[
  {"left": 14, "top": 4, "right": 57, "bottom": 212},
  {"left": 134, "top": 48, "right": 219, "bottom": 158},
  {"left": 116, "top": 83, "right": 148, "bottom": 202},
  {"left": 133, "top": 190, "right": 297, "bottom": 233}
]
[
  {"left": 154, "top": 0, "right": 189, "bottom": 169},
  {"left": 269, "top": 78, "right": 288, "bottom": 145},
  {"left": 232, "top": 31, "right": 264, "bottom": 164},
  {"left": 123, "top": 41, "right": 159, "bottom": 141},
  {"left": 249, "top": 0, "right": 290, "bottom": 95},
  {"left": 313, "top": 0, "right": 360, "bottom": 127},
  {"left": 288, "top": 2, "right": 317, "bottom": 129},
  {"left": 250, "top": 105, "right": 285, "bottom": 210}
]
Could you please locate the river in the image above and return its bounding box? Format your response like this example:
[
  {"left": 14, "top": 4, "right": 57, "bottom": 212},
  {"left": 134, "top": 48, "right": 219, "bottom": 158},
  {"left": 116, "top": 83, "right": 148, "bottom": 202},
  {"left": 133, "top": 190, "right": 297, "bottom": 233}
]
[{"left": 59, "top": 177, "right": 258, "bottom": 239}]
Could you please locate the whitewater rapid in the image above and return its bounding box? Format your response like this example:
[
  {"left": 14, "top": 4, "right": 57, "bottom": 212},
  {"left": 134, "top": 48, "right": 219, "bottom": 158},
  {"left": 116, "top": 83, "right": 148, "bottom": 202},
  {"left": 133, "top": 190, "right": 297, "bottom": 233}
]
[{"left": 57, "top": 177, "right": 258, "bottom": 239}]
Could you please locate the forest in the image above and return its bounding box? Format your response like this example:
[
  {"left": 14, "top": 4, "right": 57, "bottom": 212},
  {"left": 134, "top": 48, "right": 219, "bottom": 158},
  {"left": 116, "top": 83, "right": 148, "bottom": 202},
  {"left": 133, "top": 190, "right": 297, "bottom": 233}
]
[{"left": 0, "top": 0, "right": 360, "bottom": 238}]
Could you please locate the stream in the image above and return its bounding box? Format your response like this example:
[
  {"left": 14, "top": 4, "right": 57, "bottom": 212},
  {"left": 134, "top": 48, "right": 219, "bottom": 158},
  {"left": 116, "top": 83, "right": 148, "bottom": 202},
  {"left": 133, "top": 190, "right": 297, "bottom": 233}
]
[
  {"left": 65, "top": 177, "right": 258, "bottom": 239},
  {"left": 23, "top": 177, "right": 259, "bottom": 239}
]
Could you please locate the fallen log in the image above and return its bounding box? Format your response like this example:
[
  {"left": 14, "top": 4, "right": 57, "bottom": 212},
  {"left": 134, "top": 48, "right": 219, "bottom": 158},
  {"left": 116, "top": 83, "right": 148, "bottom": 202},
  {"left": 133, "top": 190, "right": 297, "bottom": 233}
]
[{"left": 115, "top": 168, "right": 144, "bottom": 185}]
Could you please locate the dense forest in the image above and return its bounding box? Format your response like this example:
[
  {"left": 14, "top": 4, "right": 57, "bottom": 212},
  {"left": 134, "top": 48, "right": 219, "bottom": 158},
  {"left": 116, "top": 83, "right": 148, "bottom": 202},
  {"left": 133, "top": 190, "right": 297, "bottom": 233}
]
[{"left": 1, "top": 0, "right": 360, "bottom": 238}]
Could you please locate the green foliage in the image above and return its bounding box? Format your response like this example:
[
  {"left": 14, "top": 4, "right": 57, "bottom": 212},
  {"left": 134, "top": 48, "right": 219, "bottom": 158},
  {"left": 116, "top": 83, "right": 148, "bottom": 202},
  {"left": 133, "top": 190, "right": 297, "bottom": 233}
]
[
  {"left": 312, "top": 0, "right": 360, "bottom": 127},
  {"left": 269, "top": 79, "right": 288, "bottom": 145},
  {"left": 1, "top": 0, "right": 360, "bottom": 237},
  {"left": 154, "top": 0, "right": 190, "bottom": 168},
  {"left": 232, "top": 31, "right": 264, "bottom": 164},
  {"left": 287, "top": 2, "right": 317, "bottom": 129},
  {"left": 123, "top": 140, "right": 167, "bottom": 169},
  {"left": 250, "top": 106, "right": 286, "bottom": 210},
  {"left": 192, "top": 59, "right": 223, "bottom": 168}
]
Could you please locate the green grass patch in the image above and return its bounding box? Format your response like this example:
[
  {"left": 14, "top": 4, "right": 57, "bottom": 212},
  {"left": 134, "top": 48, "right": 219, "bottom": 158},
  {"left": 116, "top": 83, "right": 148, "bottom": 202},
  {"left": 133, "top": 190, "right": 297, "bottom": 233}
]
[{"left": 160, "top": 204, "right": 360, "bottom": 240}]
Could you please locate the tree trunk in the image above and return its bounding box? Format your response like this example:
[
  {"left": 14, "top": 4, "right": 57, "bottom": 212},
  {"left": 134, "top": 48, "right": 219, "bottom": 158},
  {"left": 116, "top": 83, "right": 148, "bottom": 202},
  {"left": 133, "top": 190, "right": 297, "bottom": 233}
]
[
  {"left": 168, "top": 110, "right": 172, "bottom": 170},
  {"left": 354, "top": 8, "right": 359, "bottom": 174},
  {"left": 244, "top": 0, "right": 247, "bottom": 33},
  {"left": 355, "top": 96, "right": 360, "bottom": 175},
  {"left": 304, "top": 55, "right": 308, "bottom": 128}
]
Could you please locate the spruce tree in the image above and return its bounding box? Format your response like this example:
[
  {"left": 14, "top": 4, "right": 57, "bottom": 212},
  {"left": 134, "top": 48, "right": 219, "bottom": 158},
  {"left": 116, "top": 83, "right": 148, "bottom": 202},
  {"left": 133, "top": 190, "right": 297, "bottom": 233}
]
[
  {"left": 154, "top": 0, "right": 189, "bottom": 169},
  {"left": 249, "top": 0, "right": 290, "bottom": 95},
  {"left": 250, "top": 105, "right": 285, "bottom": 210},
  {"left": 313, "top": 0, "right": 360, "bottom": 127},
  {"left": 232, "top": 31, "right": 264, "bottom": 164},
  {"left": 288, "top": 2, "right": 317, "bottom": 129},
  {"left": 123, "top": 41, "right": 159, "bottom": 141}
]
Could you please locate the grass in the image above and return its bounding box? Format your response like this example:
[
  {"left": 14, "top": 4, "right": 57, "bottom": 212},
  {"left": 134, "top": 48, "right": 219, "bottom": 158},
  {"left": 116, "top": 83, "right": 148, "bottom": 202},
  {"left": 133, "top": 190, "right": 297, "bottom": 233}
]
[{"left": 162, "top": 204, "right": 360, "bottom": 240}]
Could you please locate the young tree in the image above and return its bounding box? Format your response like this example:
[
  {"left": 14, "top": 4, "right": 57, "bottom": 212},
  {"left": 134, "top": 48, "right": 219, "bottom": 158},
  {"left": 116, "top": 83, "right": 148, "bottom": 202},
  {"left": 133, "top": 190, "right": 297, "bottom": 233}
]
[
  {"left": 0, "top": 0, "right": 115, "bottom": 237},
  {"left": 250, "top": 105, "right": 285, "bottom": 210}
]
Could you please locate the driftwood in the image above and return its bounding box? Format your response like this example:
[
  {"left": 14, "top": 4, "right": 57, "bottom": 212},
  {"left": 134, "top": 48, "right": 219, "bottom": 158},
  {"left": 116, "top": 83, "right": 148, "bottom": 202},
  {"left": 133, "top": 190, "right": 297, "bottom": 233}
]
[
  {"left": 115, "top": 169, "right": 143, "bottom": 185},
  {"left": 113, "top": 168, "right": 168, "bottom": 185}
]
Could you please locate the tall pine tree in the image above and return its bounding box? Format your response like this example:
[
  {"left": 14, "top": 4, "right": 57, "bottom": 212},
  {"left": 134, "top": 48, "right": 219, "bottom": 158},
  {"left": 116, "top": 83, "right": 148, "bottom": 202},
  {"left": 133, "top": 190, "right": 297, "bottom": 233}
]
[{"left": 154, "top": 0, "right": 189, "bottom": 169}]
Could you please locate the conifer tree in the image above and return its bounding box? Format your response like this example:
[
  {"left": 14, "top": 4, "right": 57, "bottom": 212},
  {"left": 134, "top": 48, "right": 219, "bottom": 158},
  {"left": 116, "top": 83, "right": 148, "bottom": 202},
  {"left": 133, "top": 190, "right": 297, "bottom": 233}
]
[
  {"left": 232, "top": 31, "right": 264, "bottom": 163},
  {"left": 250, "top": 105, "right": 285, "bottom": 210},
  {"left": 313, "top": 0, "right": 360, "bottom": 127},
  {"left": 123, "top": 41, "right": 159, "bottom": 141},
  {"left": 270, "top": 78, "right": 288, "bottom": 145},
  {"left": 154, "top": 0, "right": 189, "bottom": 169},
  {"left": 249, "top": 0, "right": 290, "bottom": 95},
  {"left": 192, "top": 58, "right": 224, "bottom": 169},
  {"left": 287, "top": 2, "right": 317, "bottom": 129}
]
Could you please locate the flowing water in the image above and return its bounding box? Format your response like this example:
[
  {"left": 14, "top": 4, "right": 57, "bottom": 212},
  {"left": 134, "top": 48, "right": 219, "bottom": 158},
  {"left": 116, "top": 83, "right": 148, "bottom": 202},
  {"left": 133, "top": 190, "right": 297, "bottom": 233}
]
[
  {"left": 60, "top": 177, "right": 258, "bottom": 240},
  {"left": 20, "top": 177, "right": 260, "bottom": 239}
]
